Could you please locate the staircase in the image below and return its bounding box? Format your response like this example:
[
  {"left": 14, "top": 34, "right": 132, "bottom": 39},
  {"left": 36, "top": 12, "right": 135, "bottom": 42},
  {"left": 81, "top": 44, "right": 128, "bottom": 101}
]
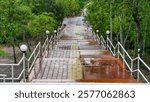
[{"left": 31, "top": 17, "right": 137, "bottom": 83}]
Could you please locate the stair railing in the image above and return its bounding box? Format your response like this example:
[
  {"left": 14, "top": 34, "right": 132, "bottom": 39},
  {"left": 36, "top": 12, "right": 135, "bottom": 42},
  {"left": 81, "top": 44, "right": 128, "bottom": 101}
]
[
  {"left": 97, "top": 34, "right": 150, "bottom": 83},
  {"left": 27, "top": 42, "right": 41, "bottom": 76},
  {"left": 0, "top": 57, "right": 24, "bottom": 82},
  {"left": 0, "top": 74, "right": 7, "bottom": 82},
  {"left": 0, "top": 30, "right": 59, "bottom": 83}
]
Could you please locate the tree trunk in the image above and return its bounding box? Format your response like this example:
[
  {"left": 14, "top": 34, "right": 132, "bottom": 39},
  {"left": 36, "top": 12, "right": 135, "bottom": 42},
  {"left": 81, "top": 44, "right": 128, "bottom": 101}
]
[
  {"left": 127, "top": 0, "right": 143, "bottom": 56},
  {"left": 132, "top": 12, "right": 143, "bottom": 56},
  {"left": 119, "top": 15, "right": 123, "bottom": 46},
  {"left": 26, "top": 38, "right": 31, "bottom": 52},
  {"left": 12, "top": 44, "right": 17, "bottom": 63},
  {"left": 23, "top": 33, "right": 26, "bottom": 43},
  {"left": 124, "top": 25, "right": 130, "bottom": 49},
  {"left": 142, "top": 23, "right": 147, "bottom": 53},
  {"left": 110, "top": 3, "right": 113, "bottom": 41},
  {"left": 124, "top": 34, "right": 128, "bottom": 48},
  {"left": 134, "top": 33, "right": 137, "bottom": 57}
]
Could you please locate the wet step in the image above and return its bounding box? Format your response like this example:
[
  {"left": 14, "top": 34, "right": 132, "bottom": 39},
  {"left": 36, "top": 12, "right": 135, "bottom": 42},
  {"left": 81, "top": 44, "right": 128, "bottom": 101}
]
[
  {"left": 78, "top": 79, "right": 138, "bottom": 83},
  {"left": 80, "top": 58, "right": 137, "bottom": 83}
]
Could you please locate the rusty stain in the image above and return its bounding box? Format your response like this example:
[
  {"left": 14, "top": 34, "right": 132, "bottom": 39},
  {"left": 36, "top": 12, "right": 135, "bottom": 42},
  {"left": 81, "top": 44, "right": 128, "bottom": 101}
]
[{"left": 79, "top": 58, "right": 138, "bottom": 83}]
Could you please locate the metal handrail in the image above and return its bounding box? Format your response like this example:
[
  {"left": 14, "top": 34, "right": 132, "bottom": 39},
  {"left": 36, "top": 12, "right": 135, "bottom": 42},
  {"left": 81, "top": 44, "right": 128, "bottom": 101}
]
[
  {"left": 0, "top": 57, "right": 24, "bottom": 82},
  {"left": 107, "top": 38, "right": 115, "bottom": 49},
  {"left": 42, "top": 37, "right": 48, "bottom": 49},
  {"left": 138, "top": 57, "right": 150, "bottom": 71},
  {"left": 28, "top": 42, "right": 41, "bottom": 61},
  {"left": 100, "top": 35, "right": 106, "bottom": 49},
  {"left": 96, "top": 34, "right": 100, "bottom": 44},
  {"left": 0, "top": 57, "right": 24, "bottom": 66},
  {"left": 96, "top": 34, "right": 150, "bottom": 83},
  {"left": 27, "top": 43, "right": 41, "bottom": 73},
  {"left": 0, "top": 74, "right": 7, "bottom": 82},
  {"left": 138, "top": 70, "right": 149, "bottom": 83},
  {"left": 0, "top": 30, "right": 58, "bottom": 83},
  {"left": 42, "top": 37, "right": 49, "bottom": 57},
  {"left": 118, "top": 51, "right": 131, "bottom": 71},
  {"left": 118, "top": 42, "right": 132, "bottom": 60}
]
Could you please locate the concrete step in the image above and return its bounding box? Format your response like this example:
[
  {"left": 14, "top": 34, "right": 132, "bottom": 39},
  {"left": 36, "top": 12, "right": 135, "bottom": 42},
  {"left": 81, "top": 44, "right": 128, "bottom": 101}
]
[
  {"left": 78, "top": 79, "right": 138, "bottom": 83},
  {"left": 32, "top": 79, "right": 75, "bottom": 83}
]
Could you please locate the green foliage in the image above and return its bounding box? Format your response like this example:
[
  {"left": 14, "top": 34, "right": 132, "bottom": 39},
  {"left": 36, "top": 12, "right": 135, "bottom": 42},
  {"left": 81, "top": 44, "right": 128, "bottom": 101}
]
[
  {"left": 55, "top": 0, "right": 82, "bottom": 17},
  {"left": 0, "top": 0, "right": 85, "bottom": 62},
  {"left": 85, "top": 0, "right": 150, "bottom": 54},
  {"left": 85, "top": 0, "right": 109, "bottom": 35},
  {"left": 28, "top": 12, "right": 57, "bottom": 38}
]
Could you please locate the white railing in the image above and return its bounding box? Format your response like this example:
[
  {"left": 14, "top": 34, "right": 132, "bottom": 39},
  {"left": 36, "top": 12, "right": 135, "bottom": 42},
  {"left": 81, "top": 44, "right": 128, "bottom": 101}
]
[
  {"left": 42, "top": 37, "right": 49, "bottom": 57},
  {"left": 0, "top": 57, "right": 24, "bottom": 82},
  {"left": 28, "top": 42, "right": 41, "bottom": 73},
  {"left": 97, "top": 34, "right": 150, "bottom": 83},
  {"left": 0, "top": 32, "right": 58, "bottom": 83},
  {"left": 97, "top": 35, "right": 106, "bottom": 49},
  {"left": 0, "top": 74, "right": 7, "bottom": 82}
]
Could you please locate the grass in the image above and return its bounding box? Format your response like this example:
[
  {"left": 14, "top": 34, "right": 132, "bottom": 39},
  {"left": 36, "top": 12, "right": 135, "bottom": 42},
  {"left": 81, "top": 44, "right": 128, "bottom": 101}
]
[{"left": 0, "top": 48, "right": 8, "bottom": 58}]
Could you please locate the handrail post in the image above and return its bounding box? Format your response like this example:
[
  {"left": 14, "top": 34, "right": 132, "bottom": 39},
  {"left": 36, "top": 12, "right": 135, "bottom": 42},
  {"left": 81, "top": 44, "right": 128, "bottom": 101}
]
[
  {"left": 99, "top": 35, "right": 101, "bottom": 45},
  {"left": 96, "top": 34, "right": 98, "bottom": 43},
  {"left": 106, "top": 30, "right": 110, "bottom": 50},
  {"left": 137, "top": 49, "right": 140, "bottom": 81},
  {"left": 54, "top": 34, "right": 56, "bottom": 46},
  {"left": 117, "top": 43, "right": 120, "bottom": 59},
  {"left": 96, "top": 30, "right": 99, "bottom": 43},
  {"left": 54, "top": 30, "right": 57, "bottom": 45},
  {"left": 27, "top": 60, "right": 30, "bottom": 77},
  {"left": 47, "top": 34, "right": 49, "bottom": 57},
  {"left": 113, "top": 44, "right": 116, "bottom": 57},
  {"left": 51, "top": 35, "right": 54, "bottom": 49},
  {"left": 20, "top": 44, "right": 28, "bottom": 82},
  {"left": 0, "top": 74, "right": 7, "bottom": 82},
  {"left": 49, "top": 36, "right": 52, "bottom": 54},
  {"left": 56, "top": 31, "right": 58, "bottom": 44},
  {"left": 131, "top": 60, "right": 133, "bottom": 76},
  {"left": 46, "top": 30, "right": 50, "bottom": 57},
  {"left": 123, "top": 50, "right": 125, "bottom": 69},
  {"left": 57, "top": 29, "right": 60, "bottom": 42},
  {"left": 23, "top": 53, "right": 26, "bottom": 82},
  {"left": 11, "top": 65, "right": 14, "bottom": 82},
  {"left": 106, "top": 36, "right": 108, "bottom": 50},
  {"left": 39, "top": 42, "right": 42, "bottom": 75},
  {"left": 3, "top": 76, "right": 6, "bottom": 83}
]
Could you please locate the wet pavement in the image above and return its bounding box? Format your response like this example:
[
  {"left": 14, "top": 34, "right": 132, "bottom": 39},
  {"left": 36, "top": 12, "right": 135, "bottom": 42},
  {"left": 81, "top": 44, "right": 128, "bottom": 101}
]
[{"left": 32, "top": 16, "right": 137, "bottom": 83}]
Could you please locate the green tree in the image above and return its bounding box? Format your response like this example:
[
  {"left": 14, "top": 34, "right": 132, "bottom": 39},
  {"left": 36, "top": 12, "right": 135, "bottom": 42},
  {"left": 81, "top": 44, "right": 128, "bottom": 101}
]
[
  {"left": 28, "top": 12, "right": 57, "bottom": 42},
  {"left": 55, "top": 0, "right": 81, "bottom": 17},
  {"left": 0, "top": 0, "right": 33, "bottom": 63},
  {"left": 85, "top": 0, "right": 150, "bottom": 57}
]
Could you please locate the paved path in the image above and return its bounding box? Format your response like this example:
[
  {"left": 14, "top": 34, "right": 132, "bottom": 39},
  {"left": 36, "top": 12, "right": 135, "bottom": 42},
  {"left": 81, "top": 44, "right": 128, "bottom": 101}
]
[{"left": 32, "top": 16, "right": 137, "bottom": 83}]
